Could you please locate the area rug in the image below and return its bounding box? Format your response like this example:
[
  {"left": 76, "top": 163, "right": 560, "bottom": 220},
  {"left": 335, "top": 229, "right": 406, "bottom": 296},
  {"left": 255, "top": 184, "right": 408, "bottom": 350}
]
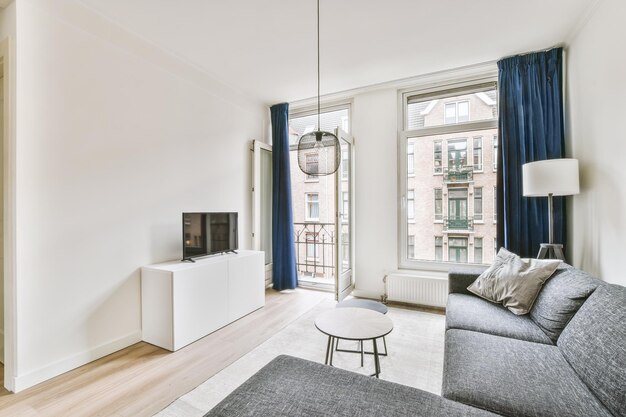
[{"left": 155, "top": 298, "right": 446, "bottom": 417}]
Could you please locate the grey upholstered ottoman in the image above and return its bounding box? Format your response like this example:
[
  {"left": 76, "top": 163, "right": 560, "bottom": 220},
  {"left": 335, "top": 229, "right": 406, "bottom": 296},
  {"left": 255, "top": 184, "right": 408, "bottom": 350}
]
[{"left": 204, "top": 355, "right": 499, "bottom": 417}]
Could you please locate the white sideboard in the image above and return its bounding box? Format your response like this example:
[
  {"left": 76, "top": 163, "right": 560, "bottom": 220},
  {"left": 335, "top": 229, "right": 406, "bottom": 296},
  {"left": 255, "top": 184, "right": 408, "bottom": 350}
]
[{"left": 141, "top": 250, "right": 265, "bottom": 351}]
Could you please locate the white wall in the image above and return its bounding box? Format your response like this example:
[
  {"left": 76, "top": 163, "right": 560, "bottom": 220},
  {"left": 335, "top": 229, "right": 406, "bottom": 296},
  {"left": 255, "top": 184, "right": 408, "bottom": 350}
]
[
  {"left": 13, "top": 0, "right": 267, "bottom": 390},
  {"left": 351, "top": 89, "right": 398, "bottom": 297},
  {"left": 567, "top": 0, "right": 626, "bottom": 286}
]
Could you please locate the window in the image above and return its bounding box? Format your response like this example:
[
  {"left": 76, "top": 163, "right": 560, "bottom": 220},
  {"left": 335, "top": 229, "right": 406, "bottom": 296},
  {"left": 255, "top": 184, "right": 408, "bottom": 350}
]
[
  {"left": 342, "top": 192, "right": 349, "bottom": 222},
  {"left": 306, "top": 233, "right": 317, "bottom": 259},
  {"left": 434, "top": 141, "right": 443, "bottom": 174},
  {"left": 474, "top": 237, "right": 483, "bottom": 264},
  {"left": 407, "top": 143, "right": 415, "bottom": 175},
  {"left": 434, "top": 188, "right": 443, "bottom": 221},
  {"left": 473, "top": 137, "right": 483, "bottom": 171},
  {"left": 493, "top": 186, "right": 497, "bottom": 222},
  {"left": 448, "top": 237, "right": 468, "bottom": 263},
  {"left": 400, "top": 80, "right": 498, "bottom": 268},
  {"left": 444, "top": 101, "right": 470, "bottom": 124},
  {"left": 435, "top": 236, "right": 443, "bottom": 261},
  {"left": 305, "top": 193, "right": 319, "bottom": 221},
  {"left": 448, "top": 139, "right": 468, "bottom": 170},
  {"left": 474, "top": 187, "right": 483, "bottom": 221},
  {"left": 407, "top": 190, "right": 415, "bottom": 221},
  {"left": 305, "top": 153, "right": 319, "bottom": 180},
  {"left": 494, "top": 238, "right": 498, "bottom": 257},
  {"left": 408, "top": 235, "right": 415, "bottom": 258},
  {"left": 493, "top": 135, "right": 498, "bottom": 171}
]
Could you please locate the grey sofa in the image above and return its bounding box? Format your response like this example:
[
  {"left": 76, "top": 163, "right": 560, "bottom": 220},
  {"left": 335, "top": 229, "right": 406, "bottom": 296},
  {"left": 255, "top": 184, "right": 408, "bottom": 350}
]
[
  {"left": 205, "top": 263, "right": 625, "bottom": 417},
  {"left": 444, "top": 263, "right": 626, "bottom": 417}
]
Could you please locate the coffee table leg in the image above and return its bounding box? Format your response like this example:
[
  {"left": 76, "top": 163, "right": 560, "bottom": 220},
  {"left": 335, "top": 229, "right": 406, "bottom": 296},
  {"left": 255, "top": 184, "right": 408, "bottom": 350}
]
[
  {"left": 360, "top": 340, "right": 364, "bottom": 367},
  {"left": 329, "top": 337, "right": 335, "bottom": 366},
  {"left": 373, "top": 338, "right": 380, "bottom": 378},
  {"left": 325, "top": 336, "right": 332, "bottom": 365}
]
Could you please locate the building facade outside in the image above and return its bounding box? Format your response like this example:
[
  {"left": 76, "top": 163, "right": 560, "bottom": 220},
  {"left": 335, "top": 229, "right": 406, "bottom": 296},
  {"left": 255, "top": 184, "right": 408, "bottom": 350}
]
[{"left": 406, "top": 90, "right": 498, "bottom": 265}]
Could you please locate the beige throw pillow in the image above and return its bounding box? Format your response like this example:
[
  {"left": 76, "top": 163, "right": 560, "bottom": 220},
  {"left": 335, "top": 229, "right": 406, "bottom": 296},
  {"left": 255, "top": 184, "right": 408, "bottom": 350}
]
[{"left": 467, "top": 248, "right": 561, "bottom": 315}]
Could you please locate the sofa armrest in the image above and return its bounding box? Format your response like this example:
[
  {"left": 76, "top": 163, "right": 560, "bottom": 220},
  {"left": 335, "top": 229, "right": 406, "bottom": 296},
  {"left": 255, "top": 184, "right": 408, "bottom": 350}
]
[{"left": 448, "top": 265, "right": 488, "bottom": 295}]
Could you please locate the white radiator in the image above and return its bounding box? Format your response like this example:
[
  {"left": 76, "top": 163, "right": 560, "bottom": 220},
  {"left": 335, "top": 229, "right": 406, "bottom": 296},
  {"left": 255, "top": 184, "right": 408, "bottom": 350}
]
[{"left": 383, "top": 274, "right": 448, "bottom": 308}]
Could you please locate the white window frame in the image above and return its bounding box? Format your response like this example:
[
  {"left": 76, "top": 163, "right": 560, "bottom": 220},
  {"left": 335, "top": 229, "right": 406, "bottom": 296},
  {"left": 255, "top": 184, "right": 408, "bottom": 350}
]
[
  {"left": 305, "top": 192, "right": 320, "bottom": 222},
  {"left": 474, "top": 186, "right": 483, "bottom": 223},
  {"left": 407, "top": 189, "right": 415, "bottom": 222},
  {"left": 304, "top": 153, "right": 319, "bottom": 182},
  {"left": 493, "top": 134, "right": 498, "bottom": 172},
  {"left": 434, "top": 188, "right": 443, "bottom": 222},
  {"left": 398, "top": 74, "right": 498, "bottom": 271},
  {"left": 493, "top": 185, "right": 497, "bottom": 223}
]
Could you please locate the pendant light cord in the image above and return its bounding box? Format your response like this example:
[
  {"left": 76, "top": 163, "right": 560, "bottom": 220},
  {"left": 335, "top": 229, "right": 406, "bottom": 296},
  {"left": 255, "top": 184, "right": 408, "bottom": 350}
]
[{"left": 317, "top": 0, "right": 320, "bottom": 132}]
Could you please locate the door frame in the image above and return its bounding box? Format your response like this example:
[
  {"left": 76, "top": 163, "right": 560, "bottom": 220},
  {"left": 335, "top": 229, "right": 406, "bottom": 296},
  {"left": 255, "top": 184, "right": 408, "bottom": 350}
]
[{"left": 0, "top": 37, "right": 17, "bottom": 392}]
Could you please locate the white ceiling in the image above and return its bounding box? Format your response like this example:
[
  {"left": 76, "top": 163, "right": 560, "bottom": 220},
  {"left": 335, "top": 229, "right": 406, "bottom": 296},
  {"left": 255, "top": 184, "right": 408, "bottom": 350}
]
[{"left": 80, "top": 0, "right": 596, "bottom": 105}]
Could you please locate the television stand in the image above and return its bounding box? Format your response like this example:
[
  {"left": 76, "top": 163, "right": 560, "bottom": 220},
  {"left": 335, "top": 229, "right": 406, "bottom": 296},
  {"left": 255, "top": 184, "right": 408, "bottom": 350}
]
[
  {"left": 141, "top": 250, "right": 264, "bottom": 351},
  {"left": 181, "top": 258, "right": 196, "bottom": 263}
]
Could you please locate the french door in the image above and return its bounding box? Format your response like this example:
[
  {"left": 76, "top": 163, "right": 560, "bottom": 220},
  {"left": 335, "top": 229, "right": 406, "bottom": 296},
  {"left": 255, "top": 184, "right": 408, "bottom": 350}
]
[
  {"left": 335, "top": 128, "right": 354, "bottom": 302},
  {"left": 252, "top": 140, "right": 273, "bottom": 287}
]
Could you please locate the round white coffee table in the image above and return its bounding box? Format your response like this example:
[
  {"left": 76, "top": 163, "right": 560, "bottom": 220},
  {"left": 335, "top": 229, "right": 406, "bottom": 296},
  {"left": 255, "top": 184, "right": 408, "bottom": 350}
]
[{"left": 314, "top": 307, "right": 393, "bottom": 378}]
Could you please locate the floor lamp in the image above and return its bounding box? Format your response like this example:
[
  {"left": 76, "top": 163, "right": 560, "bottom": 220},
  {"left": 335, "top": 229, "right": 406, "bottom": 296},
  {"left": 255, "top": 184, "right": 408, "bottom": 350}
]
[{"left": 522, "top": 159, "right": 580, "bottom": 261}]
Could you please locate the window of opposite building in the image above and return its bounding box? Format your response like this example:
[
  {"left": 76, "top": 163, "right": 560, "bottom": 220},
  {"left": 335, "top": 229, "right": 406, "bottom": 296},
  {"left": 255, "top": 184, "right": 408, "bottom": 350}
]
[
  {"left": 400, "top": 77, "right": 498, "bottom": 269},
  {"left": 305, "top": 193, "right": 319, "bottom": 222},
  {"left": 473, "top": 136, "right": 483, "bottom": 171},
  {"left": 474, "top": 187, "right": 483, "bottom": 222}
]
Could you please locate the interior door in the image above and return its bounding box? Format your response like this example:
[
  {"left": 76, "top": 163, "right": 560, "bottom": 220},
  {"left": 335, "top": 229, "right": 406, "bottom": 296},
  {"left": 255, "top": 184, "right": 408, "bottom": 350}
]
[
  {"left": 335, "top": 128, "right": 354, "bottom": 302},
  {"left": 252, "top": 140, "right": 273, "bottom": 287}
]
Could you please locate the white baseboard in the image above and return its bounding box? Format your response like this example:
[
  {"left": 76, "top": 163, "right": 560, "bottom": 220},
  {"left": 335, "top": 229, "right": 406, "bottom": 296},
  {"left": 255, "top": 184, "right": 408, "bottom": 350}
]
[{"left": 13, "top": 330, "right": 142, "bottom": 392}]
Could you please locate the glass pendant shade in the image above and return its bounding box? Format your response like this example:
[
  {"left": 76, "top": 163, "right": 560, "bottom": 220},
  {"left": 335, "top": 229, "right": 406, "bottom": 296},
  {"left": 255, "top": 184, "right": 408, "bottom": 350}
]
[{"left": 297, "top": 130, "right": 340, "bottom": 176}]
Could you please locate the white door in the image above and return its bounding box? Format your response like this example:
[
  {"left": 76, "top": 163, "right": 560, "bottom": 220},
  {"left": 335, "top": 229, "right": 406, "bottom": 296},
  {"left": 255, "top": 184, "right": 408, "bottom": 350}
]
[
  {"left": 252, "top": 140, "right": 272, "bottom": 287},
  {"left": 335, "top": 128, "right": 354, "bottom": 301}
]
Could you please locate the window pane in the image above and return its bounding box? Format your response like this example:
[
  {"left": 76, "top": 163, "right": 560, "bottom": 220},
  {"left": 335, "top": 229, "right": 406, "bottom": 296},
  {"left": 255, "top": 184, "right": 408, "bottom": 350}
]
[
  {"left": 434, "top": 141, "right": 442, "bottom": 174},
  {"left": 407, "top": 87, "right": 497, "bottom": 129},
  {"left": 458, "top": 101, "right": 469, "bottom": 122},
  {"left": 406, "top": 129, "right": 497, "bottom": 264},
  {"left": 408, "top": 235, "right": 415, "bottom": 258},
  {"left": 435, "top": 236, "right": 443, "bottom": 261},
  {"left": 434, "top": 188, "right": 442, "bottom": 221},
  {"left": 407, "top": 143, "right": 415, "bottom": 175},
  {"left": 473, "top": 137, "right": 483, "bottom": 171},
  {"left": 474, "top": 187, "right": 483, "bottom": 221},
  {"left": 444, "top": 103, "right": 457, "bottom": 124}
]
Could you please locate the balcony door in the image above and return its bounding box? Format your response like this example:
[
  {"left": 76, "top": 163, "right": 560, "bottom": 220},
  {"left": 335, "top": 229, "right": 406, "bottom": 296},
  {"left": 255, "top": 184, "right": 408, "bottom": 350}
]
[
  {"left": 335, "top": 127, "right": 354, "bottom": 302},
  {"left": 252, "top": 140, "right": 273, "bottom": 287},
  {"left": 448, "top": 188, "right": 468, "bottom": 223}
]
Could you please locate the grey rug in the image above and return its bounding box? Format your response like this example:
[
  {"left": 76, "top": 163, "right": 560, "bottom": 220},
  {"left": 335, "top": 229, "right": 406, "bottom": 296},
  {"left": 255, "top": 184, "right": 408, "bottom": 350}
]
[{"left": 155, "top": 298, "right": 446, "bottom": 417}]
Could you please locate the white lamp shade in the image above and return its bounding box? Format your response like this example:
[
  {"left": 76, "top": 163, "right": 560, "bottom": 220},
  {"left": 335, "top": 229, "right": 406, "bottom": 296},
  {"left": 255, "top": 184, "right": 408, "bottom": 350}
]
[{"left": 522, "top": 159, "right": 580, "bottom": 197}]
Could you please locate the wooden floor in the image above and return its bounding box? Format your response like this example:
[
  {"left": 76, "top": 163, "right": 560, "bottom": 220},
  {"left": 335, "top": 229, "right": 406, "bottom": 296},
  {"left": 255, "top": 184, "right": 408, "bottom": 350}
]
[{"left": 0, "top": 289, "right": 329, "bottom": 417}]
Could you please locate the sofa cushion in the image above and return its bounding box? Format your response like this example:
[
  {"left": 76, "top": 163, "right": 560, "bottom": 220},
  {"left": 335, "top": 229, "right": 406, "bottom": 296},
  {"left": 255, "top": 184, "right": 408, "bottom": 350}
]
[
  {"left": 467, "top": 248, "right": 561, "bottom": 315},
  {"left": 443, "top": 329, "right": 613, "bottom": 417},
  {"left": 530, "top": 264, "right": 602, "bottom": 343},
  {"left": 205, "top": 355, "right": 499, "bottom": 417},
  {"left": 446, "top": 293, "right": 552, "bottom": 344},
  {"left": 557, "top": 284, "right": 626, "bottom": 417}
]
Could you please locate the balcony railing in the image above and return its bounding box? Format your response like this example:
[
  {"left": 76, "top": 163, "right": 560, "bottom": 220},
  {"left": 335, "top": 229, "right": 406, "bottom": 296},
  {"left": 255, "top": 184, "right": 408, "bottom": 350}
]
[
  {"left": 294, "top": 222, "right": 335, "bottom": 279},
  {"left": 443, "top": 216, "right": 474, "bottom": 232},
  {"left": 443, "top": 166, "right": 474, "bottom": 183}
]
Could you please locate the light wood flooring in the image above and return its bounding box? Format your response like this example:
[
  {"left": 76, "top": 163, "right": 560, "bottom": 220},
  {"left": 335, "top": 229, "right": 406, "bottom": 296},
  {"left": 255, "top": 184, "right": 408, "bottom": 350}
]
[{"left": 0, "top": 289, "right": 330, "bottom": 417}]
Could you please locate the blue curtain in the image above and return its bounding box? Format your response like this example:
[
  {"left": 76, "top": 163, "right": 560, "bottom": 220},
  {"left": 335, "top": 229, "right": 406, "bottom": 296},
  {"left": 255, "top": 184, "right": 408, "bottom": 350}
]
[
  {"left": 270, "top": 103, "right": 298, "bottom": 290},
  {"left": 496, "top": 48, "right": 566, "bottom": 257}
]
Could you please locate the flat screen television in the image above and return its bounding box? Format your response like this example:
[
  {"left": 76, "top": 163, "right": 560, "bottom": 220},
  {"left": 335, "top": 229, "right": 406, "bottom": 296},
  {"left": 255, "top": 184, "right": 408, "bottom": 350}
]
[{"left": 182, "top": 212, "right": 238, "bottom": 261}]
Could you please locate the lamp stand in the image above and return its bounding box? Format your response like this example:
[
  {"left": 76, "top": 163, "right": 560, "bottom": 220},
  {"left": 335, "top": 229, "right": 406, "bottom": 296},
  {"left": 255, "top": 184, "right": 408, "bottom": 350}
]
[{"left": 537, "top": 193, "right": 565, "bottom": 261}]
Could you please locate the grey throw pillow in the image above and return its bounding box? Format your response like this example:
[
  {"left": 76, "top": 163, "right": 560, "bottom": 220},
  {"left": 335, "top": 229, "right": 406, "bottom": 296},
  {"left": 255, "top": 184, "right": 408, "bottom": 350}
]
[{"left": 467, "top": 248, "right": 561, "bottom": 315}]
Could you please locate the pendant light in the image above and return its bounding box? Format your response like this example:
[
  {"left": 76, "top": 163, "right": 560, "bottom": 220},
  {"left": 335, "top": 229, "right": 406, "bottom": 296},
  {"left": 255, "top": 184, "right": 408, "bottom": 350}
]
[{"left": 297, "top": 0, "right": 340, "bottom": 177}]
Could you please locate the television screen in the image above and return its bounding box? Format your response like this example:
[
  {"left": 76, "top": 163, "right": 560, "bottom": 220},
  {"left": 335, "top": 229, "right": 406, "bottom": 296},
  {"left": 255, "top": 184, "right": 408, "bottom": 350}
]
[{"left": 182, "top": 212, "right": 238, "bottom": 260}]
